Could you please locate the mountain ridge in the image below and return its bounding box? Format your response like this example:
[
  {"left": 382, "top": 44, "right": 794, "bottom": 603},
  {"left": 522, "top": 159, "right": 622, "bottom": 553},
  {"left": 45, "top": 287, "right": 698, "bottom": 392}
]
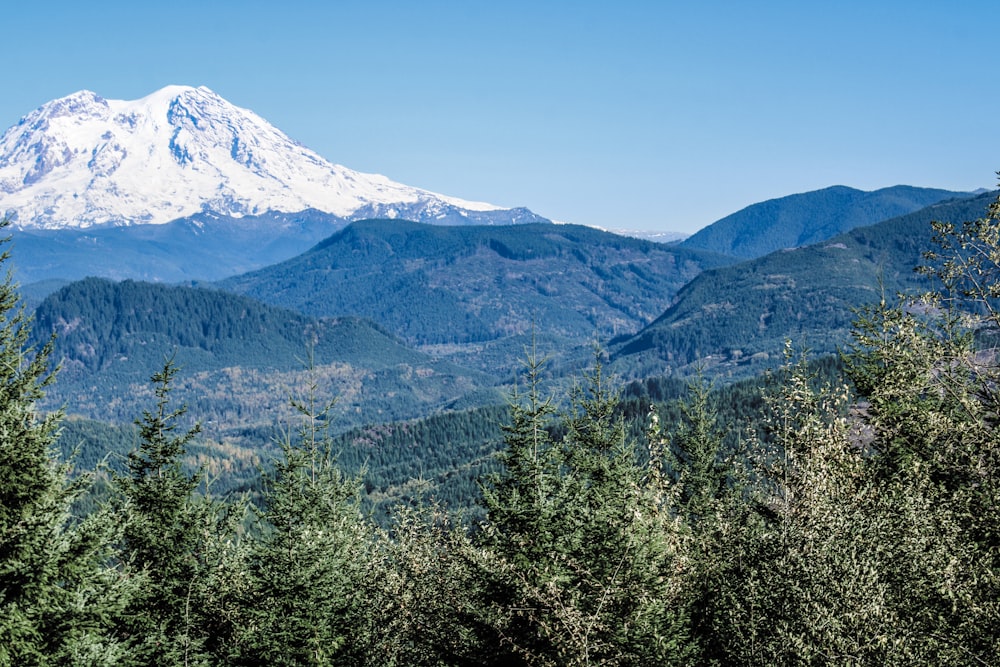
[
  {"left": 679, "top": 184, "right": 974, "bottom": 259},
  {"left": 216, "top": 219, "right": 737, "bottom": 354},
  {"left": 31, "top": 277, "right": 494, "bottom": 430},
  {"left": 612, "top": 190, "right": 1000, "bottom": 379}
]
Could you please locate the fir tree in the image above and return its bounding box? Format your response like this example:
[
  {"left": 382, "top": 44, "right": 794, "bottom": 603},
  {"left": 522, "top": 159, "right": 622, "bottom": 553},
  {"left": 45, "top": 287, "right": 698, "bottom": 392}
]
[
  {"left": 0, "top": 225, "right": 122, "bottom": 665},
  {"left": 231, "top": 368, "right": 373, "bottom": 666},
  {"left": 667, "top": 372, "right": 729, "bottom": 526},
  {"left": 481, "top": 349, "right": 691, "bottom": 665},
  {"left": 114, "top": 359, "right": 212, "bottom": 666}
]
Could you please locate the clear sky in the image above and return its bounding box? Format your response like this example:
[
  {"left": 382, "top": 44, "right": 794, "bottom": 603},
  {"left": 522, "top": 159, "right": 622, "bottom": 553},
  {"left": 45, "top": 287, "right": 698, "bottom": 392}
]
[{"left": 2, "top": 1, "right": 997, "bottom": 233}]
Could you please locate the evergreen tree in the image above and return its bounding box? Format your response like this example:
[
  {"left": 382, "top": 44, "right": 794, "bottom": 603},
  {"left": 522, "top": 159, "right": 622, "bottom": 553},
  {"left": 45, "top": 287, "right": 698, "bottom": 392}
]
[
  {"left": 480, "top": 345, "right": 559, "bottom": 576},
  {"left": 656, "top": 374, "right": 753, "bottom": 666},
  {"left": 480, "top": 349, "right": 691, "bottom": 665},
  {"left": 230, "top": 370, "right": 373, "bottom": 666},
  {"left": 0, "top": 226, "right": 123, "bottom": 665},
  {"left": 478, "top": 347, "right": 561, "bottom": 665},
  {"left": 666, "top": 372, "right": 729, "bottom": 528},
  {"left": 114, "top": 359, "right": 213, "bottom": 666},
  {"left": 838, "top": 189, "right": 1000, "bottom": 662}
]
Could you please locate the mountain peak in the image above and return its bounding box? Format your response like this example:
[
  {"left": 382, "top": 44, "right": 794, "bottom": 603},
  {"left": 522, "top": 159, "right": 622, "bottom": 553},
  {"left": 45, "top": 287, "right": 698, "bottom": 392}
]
[
  {"left": 0, "top": 86, "right": 514, "bottom": 229},
  {"left": 146, "top": 84, "right": 213, "bottom": 97},
  {"left": 679, "top": 184, "right": 975, "bottom": 259}
]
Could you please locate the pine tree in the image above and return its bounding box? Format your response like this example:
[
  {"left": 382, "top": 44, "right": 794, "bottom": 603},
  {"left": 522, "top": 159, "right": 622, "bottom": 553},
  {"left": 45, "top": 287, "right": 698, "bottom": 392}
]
[{"left": 0, "top": 225, "right": 122, "bottom": 665}]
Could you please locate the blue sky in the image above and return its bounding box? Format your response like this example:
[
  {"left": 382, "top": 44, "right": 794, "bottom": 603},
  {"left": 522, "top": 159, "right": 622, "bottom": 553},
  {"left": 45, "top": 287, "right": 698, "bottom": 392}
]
[{"left": 3, "top": 1, "right": 996, "bottom": 233}]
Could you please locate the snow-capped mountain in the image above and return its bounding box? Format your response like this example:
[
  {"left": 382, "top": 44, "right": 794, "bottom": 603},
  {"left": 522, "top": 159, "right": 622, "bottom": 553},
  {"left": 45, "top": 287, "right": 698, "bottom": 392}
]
[{"left": 0, "top": 85, "right": 539, "bottom": 229}]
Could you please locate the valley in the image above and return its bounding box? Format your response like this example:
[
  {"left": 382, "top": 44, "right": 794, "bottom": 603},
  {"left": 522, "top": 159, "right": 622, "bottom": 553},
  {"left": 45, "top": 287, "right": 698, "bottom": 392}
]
[{"left": 28, "top": 189, "right": 994, "bottom": 517}]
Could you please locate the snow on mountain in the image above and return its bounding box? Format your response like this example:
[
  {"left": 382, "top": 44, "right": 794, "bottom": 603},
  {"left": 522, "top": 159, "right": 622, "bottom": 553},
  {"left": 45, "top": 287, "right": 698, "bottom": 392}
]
[{"left": 0, "top": 85, "right": 513, "bottom": 229}]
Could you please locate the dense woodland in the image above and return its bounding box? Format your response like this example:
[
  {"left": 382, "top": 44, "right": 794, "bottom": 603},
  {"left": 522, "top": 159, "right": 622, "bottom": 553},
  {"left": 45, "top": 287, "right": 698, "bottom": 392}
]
[
  {"left": 3, "top": 193, "right": 1000, "bottom": 666},
  {"left": 677, "top": 184, "right": 969, "bottom": 259},
  {"left": 216, "top": 220, "right": 731, "bottom": 348},
  {"left": 613, "top": 191, "right": 1000, "bottom": 378},
  {"left": 30, "top": 278, "right": 496, "bottom": 434}
]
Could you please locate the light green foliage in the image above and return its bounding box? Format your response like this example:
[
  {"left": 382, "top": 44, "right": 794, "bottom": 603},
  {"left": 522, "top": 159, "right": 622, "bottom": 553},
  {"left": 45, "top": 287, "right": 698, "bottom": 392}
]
[
  {"left": 696, "top": 320, "right": 999, "bottom": 665},
  {"left": 363, "top": 502, "right": 503, "bottom": 666},
  {"left": 735, "top": 349, "right": 896, "bottom": 663},
  {"left": 695, "top": 190, "right": 1000, "bottom": 664},
  {"left": 843, "top": 190, "right": 1000, "bottom": 662},
  {"left": 922, "top": 189, "right": 1000, "bottom": 315}
]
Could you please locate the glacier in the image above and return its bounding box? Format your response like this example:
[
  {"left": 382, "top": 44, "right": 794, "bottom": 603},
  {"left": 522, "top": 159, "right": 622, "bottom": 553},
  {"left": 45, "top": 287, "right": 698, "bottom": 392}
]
[{"left": 0, "top": 85, "right": 535, "bottom": 230}]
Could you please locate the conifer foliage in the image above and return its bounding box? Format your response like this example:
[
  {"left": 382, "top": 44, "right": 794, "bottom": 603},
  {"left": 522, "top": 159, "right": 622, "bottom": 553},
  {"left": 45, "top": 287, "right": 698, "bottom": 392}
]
[
  {"left": 228, "top": 371, "right": 373, "bottom": 665},
  {"left": 113, "top": 358, "right": 213, "bottom": 666},
  {"left": 481, "top": 350, "right": 691, "bottom": 665},
  {"left": 0, "top": 225, "right": 121, "bottom": 665},
  {"left": 4, "top": 189, "right": 1000, "bottom": 664}
]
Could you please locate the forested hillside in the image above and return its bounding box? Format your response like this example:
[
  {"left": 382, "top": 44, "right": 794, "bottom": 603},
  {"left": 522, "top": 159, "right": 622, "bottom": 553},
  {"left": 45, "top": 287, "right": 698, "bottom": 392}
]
[
  {"left": 217, "top": 219, "right": 735, "bottom": 351},
  {"left": 679, "top": 184, "right": 972, "bottom": 259},
  {"left": 31, "top": 278, "right": 494, "bottom": 431},
  {"left": 3, "top": 191, "right": 1000, "bottom": 664},
  {"left": 613, "top": 190, "right": 999, "bottom": 379}
]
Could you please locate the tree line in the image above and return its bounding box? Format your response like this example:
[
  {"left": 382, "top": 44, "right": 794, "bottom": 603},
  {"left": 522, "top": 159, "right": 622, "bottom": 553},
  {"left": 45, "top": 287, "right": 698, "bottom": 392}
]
[{"left": 3, "top": 192, "right": 1000, "bottom": 665}]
